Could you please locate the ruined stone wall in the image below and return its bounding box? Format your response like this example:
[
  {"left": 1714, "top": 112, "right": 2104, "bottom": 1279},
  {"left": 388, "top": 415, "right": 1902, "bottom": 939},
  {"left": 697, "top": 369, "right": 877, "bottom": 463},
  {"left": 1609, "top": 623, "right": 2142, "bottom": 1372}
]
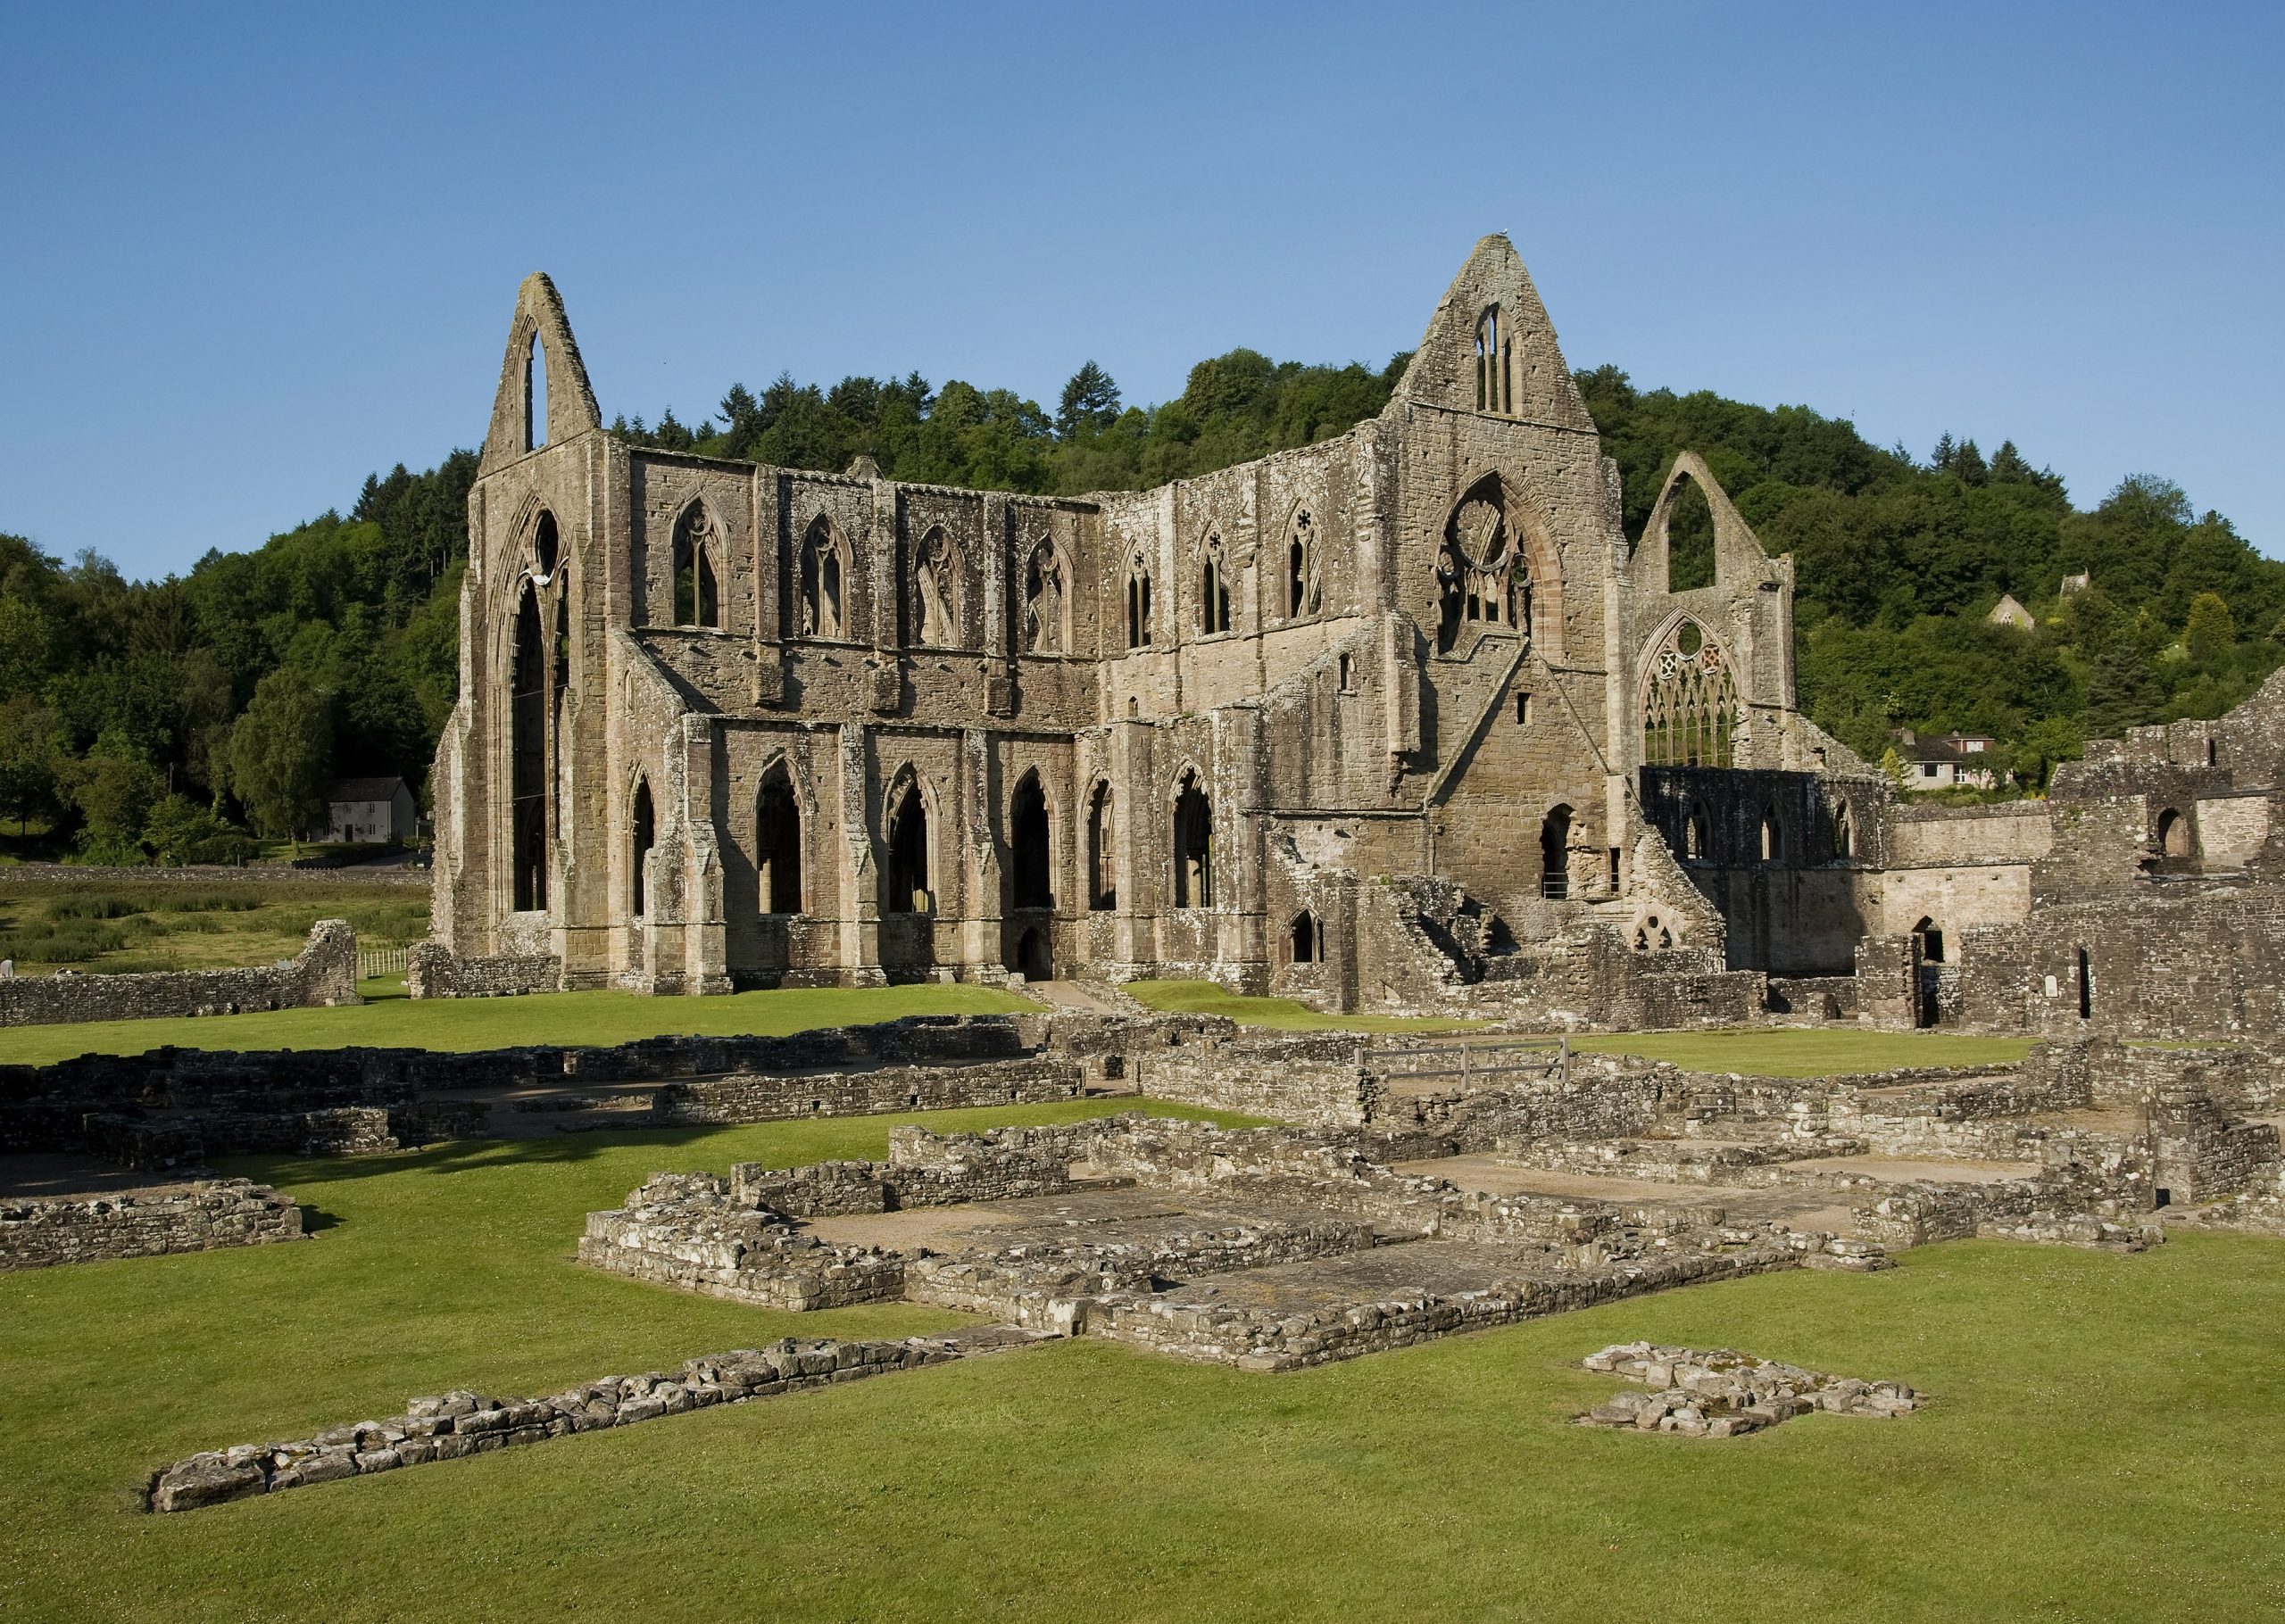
[
  {"left": 406, "top": 942, "right": 560, "bottom": 998},
  {"left": 649, "top": 1055, "right": 1084, "bottom": 1127},
  {"left": 1126, "top": 1032, "right": 1375, "bottom": 1125},
  {"left": 0, "top": 921, "right": 360, "bottom": 1028},
  {"left": 1, "top": 1179, "right": 303, "bottom": 1271}
]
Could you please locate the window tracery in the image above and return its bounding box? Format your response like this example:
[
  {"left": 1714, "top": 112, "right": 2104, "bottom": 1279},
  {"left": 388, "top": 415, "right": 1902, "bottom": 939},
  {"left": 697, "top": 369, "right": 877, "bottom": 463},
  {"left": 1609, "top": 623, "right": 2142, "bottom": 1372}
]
[
  {"left": 1641, "top": 617, "right": 1739, "bottom": 767},
  {"left": 1024, "top": 539, "right": 1064, "bottom": 653},
  {"left": 1436, "top": 487, "right": 1529, "bottom": 652}
]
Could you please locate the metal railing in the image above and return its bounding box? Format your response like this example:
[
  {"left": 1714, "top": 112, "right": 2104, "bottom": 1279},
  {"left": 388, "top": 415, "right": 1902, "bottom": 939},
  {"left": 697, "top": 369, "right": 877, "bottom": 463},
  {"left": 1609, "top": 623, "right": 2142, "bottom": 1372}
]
[
  {"left": 358, "top": 944, "right": 411, "bottom": 980},
  {"left": 1375, "top": 1035, "right": 1570, "bottom": 1087},
  {"left": 1540, "top": 873, "right": 1569, "bottom": 899}
]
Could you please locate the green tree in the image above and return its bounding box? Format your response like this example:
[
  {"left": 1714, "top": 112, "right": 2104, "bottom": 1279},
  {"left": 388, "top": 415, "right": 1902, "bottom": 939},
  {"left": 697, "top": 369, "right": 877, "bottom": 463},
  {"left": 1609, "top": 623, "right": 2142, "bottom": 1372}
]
[
  {"left": 2184, "top": 592, "right": 2236, "bottom": 667},
  {"left": 0, "top": 696, "right": 62, "bottom": 834},
  {"left": 1056, "top": 362, "right": 1121, "bottom": 439},
  {"left": 55, "top": 728, "right": 162, "bottom": 863},
  {"left": 228, "top": 672, "right": 332, "bottom": 841}
]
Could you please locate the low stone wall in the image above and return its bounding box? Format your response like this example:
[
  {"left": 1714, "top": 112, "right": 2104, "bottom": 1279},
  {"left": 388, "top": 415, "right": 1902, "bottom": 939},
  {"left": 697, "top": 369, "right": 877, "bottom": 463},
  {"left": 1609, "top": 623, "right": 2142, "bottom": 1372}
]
[
  {"left": 1083, "top": 1239, "right": 1807, "bottom": 1372},
  {"left": 2153, "top": 1086, "right": 2281, "bottom": 1202},
  {"left": 1, "top": 1178, "right": 303, "bottom": 1271},
  {"left": 727, "top": 1126, "right": 1086, "bottom": 1216},
  {"left": 651, "top": 1056, "right": 1085, "bottom": 1127},
  {"left": 83, "top": 1106, "right": 400, "bottom": 1170},
  {"left": 0, "top": 920, "right": 361, "bottom": 1029},
  {"left": 405, "top": 942, "right": 560, "bottom": 998},
  {"left": 576, "top": 1172, "right": 905, "bottom": 1309},
  {"left": 1766, "top": 976, "right": 1859, "bottom": 1019},
  {"left": 1575, "top": 1343, "right": 1921, "bottom": 1437},
  {"left": 147, "top": 1328, "right": 1047, "bottom": 1512},
  {"left": 1127, "top": 1032, "right": 1375, "bottom": 1126}
]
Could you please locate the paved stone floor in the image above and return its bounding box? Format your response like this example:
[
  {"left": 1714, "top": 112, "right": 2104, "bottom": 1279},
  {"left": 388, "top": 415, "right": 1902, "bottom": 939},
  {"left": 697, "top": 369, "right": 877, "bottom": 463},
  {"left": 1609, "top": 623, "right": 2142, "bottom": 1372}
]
[
  {"left": 805, "top": 1182, "right": 1363, "bottom": 1255},
  {"left": 1142, "top": 1239, "right": 1528, "bottom": 1313}
]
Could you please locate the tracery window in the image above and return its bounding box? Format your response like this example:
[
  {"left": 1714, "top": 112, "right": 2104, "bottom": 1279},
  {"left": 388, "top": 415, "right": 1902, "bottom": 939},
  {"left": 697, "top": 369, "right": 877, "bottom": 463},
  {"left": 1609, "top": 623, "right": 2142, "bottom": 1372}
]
[
  {"left": 799, "top": 517, "right": 846, "bottom": 640},
  {"left": 1126, "top": 554, "right": 1153, "bottom": 649},
  {"left": 1436, "top": 485, "right": 1529, "bottom": 653},
  {"left": 1200, "top": 534, "right": 1232, "bottom": 634},
  {"left": 1024, "top": 539, "right": 1065, "bottom": 653},
  {"left": 672, "top": 503, "right": 724, "bottom": 628},
  {"left": 1641, "top": 617, "right": 1739, "bottom": 767},
  {"left": 1475, "top": 306, "right": 1511, "bottom": 414},
  {"left": 1287, "top": 510, "right": 1323, "bottom": 618},
  {"left": 912, "top": 526, "right": 960, "bottom": 647}
]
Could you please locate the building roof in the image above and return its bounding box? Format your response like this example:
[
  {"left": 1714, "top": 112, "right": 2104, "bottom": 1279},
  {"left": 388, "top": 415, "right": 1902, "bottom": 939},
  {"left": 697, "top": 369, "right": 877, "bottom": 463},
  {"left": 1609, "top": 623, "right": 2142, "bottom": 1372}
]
[
  {"left": 1987, "top": 593, "right": 2036, "bottom": 630},
  {"left": 1893, "top": 731, "right": 1997, "bottom": 765},
  {"left": 323, "top": 776, "right": 408, "bottom": 804}
]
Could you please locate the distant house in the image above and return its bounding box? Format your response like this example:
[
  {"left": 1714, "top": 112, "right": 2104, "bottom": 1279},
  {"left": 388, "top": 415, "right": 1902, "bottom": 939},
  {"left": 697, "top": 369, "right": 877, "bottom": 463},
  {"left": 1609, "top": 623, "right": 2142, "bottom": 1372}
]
[
  {"left": 1987, "top": 593, "right": 2036, "bottom": 631},
  {"left": 1895, "top": 729, "right": 2000, "bottom": 791},
  {"left": 2060, "top": 571, "right": 2091, "bottom": 596},
  {"left": 315, "top": 777, "right": 418, "bottom": 844}
]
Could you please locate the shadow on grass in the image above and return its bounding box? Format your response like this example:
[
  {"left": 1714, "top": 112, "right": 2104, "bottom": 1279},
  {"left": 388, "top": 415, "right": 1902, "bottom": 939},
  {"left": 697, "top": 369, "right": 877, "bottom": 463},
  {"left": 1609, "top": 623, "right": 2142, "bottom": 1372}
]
[{"left": 295, "top": 1204, "right": 344, "bottom": 1233}]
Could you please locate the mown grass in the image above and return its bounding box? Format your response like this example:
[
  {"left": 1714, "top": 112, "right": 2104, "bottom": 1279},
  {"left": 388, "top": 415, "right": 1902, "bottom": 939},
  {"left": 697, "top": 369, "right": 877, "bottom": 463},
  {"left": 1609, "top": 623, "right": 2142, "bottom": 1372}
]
[
  {"left": 1124, "top": 978, "right": 1487, "bottom": 1033},
  {"left": 1572, "top": 1026, "right": 2033, "bottom": 1077},
  {"left": 0, "top": 980, "right": 1043, "bottom": 1065},
  {"left": 2, "top": 1105, "right": 2279, "bottom": 1622},
  {"left": 0, "top": 880, "right": 429, "bottom": 977}
]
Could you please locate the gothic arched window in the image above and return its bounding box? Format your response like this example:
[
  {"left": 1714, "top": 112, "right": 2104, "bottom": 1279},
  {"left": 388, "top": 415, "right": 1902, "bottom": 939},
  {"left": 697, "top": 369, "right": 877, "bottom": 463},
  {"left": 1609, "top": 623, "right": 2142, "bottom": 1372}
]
[
  {"left": 1641, "top": 617, "right": 1739, "bottom": 767},
  {"left": 1172, "top": 772, "right": 1213, "bottom": 907},
  {"left": 1200, "top": 534, "right": 1232, "bottom": 635},
  {"left": 799, "top": 517, "right": 847, "bottom": 640},
  {"left": 1288, "top": 510, "right": 1323, "bottom": 618},
  {"left": 1474, "top": 306, "right": 1511, "bottom": 414},
  {"left": 1126, "top": 554, "right": 1153, "bottom": 649},
  {"left": 912, "top": 526, "right": 961, "bottom": 647},
  {"left": 1024, "top": 539, "right": 1065, "bottom": 653},
  {"left": 1436, "top": 483, "right": 1529, "bottom": 653},
  {"left": 672, "top": 503, "right": 724, "bottom": 629}
]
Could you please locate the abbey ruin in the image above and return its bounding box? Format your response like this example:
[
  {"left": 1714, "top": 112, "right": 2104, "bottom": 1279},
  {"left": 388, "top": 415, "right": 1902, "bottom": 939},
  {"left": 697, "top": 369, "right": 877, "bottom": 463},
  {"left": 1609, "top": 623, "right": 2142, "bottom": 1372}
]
[{"left": 420, "top": 236, "right": 2285, "bottom": 1043}]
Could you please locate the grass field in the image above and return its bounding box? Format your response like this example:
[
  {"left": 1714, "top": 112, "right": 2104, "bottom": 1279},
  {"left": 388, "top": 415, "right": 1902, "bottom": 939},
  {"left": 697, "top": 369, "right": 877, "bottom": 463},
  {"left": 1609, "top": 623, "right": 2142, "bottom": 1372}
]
[
  {"left": 0, "top": 980, "right": 1043, "bottom": 1065},
  {"left": 2, "top": 1103, "right": 2279, "bottom": 1621},
  {"left": 1125, "top": 978, "right": 1486, "bottom": 1032},
  {"left": 0, "top": 878, "right": 428, "bottom": 977}
]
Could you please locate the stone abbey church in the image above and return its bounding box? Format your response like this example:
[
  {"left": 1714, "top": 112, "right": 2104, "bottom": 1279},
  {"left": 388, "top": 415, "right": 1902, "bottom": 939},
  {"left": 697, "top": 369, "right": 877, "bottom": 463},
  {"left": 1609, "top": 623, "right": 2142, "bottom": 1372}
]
[{"left": 426, "top": 237, "right": 2285, "bottom": 1038}]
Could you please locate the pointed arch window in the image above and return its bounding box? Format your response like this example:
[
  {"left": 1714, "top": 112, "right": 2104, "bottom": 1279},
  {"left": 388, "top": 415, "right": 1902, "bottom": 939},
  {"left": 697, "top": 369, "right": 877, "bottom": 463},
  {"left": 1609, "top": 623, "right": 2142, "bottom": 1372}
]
[
  {"left": 1832, "top": 803, "right": 1854, "bottom": 859},
  {"left": 510, "top": 584, "right": 548, "bottom": 910},
  {"left": 1010, "top": 771, "right": 1051, "bottom": 910},
  {"left": 1172, "top": 772, "right": 1213, "bottom": 907},
  {"left": 885, "top": 776, "right": 932, "bottom": 914},
  {"left": 1126, "top": 554, "right": 1153, "bottom": 649},
  {"left": 757, "top": 762, "right": 802, "bottom": 915},
  {"left": 526, "top": 334, "right": 550, "bottom": 451},
  {"left": 1474, "top": 306, "right": 1512, "bottom": 415},
  {"left": 1437, "top": 483, "right": 1530, "bottom": 653},
  {"left": 1086, "top": 781, "right": 1116, "bottom": 910},
  {"left": 1759, "top": 808, "right": 1782, "bottom": 864},
  {"left": 1200, "top": 534, "right": 1232, "bottom": 634},
  {"left": 1287, "top": 510, "right": 1323, "bottom": 618},
  {"left": 799, "top": 517, "right": 847, "bottom": 640},
  {"left": 630, "top": 777, "right": 655, "bottom": 918},
  {"left": 672, "top": 503, "right": 725, "bottom": 628},
  {"left": 912, "top": 526, "right": 962, "bottom": 647},
  {"left": 1024, "top": 539, "right": 1066, "bottom": 653},
  {"left": 1290, "top": 911, "right": 1323, "bottom": 964},
  {"left": 1641, "top": 617, "right": 1740, "bottom": 767}
]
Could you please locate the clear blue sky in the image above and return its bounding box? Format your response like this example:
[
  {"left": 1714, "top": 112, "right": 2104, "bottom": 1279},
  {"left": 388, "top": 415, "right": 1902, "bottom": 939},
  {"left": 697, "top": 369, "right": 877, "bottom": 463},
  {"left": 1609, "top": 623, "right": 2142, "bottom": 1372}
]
[{"left": 4, "top": 2, "right": 2279, "bottom": 581}]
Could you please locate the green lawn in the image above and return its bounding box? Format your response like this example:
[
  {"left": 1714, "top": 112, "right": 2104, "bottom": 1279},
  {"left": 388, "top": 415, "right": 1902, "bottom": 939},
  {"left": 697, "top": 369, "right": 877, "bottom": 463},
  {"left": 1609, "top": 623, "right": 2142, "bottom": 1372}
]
[
  {"left": 2, "top": 1104, "right": 2279, "bottom": 1621},
  {"left": 1572, "top": 1027, "right": 2032, "bottom": 1077},
  {"left": 0, "top": 981, "right": 1043, "bottom": 1065},
  {"left": 1124, "top": 978, "right": 1487, "bottom": 1033}
]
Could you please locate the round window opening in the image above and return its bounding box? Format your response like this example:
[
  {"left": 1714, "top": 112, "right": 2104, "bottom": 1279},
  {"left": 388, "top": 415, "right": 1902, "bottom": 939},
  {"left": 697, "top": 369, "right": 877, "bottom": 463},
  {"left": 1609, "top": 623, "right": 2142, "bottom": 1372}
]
[{"left": 1675, "top": 621, "right": 1703, "bottom": 656}]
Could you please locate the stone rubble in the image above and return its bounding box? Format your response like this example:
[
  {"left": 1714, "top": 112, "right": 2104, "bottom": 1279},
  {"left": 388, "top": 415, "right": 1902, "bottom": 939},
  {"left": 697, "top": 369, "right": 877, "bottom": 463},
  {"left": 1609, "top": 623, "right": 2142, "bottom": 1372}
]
[
  {"left": 1575, "top": 1342, "right": 1923, "bottom": 1437},
  {"left": 145, "top": 1326, "right": 1048, "bottom": 1513}
]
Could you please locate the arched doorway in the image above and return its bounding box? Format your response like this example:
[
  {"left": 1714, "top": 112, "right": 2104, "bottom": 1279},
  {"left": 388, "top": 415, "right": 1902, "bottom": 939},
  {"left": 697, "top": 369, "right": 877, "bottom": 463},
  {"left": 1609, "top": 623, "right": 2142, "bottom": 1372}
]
[
  {"left": 1290, "top": 911, "right": 1322, "bottom": 964},
  {"left": 1173, "top": 774, "right": 1213, "bottom": 907},
  {"left": 1540, "top": 806, "right": 1572, "bottom": 899},
  {"left": 1011, "top": 772, "right": 1051, "bottom": 910},
  {"left": 2156, "top": 808, "right": 2189, "bottom": 858},
  {"left": 1014, "top": 925, "right": 1051, "bottom": 982},
  {"left": 629, "top": 778, "right": 655, "bottom": 918},
  {"left": 1911, "top": 916, "right": 1945, "bottom": 964}
]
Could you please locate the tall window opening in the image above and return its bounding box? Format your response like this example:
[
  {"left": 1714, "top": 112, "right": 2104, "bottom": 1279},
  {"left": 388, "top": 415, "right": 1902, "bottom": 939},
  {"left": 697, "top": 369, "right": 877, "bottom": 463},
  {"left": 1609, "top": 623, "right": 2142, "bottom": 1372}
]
[
  {"left": 1760, "top": 808, "right": 1782, "bottom": 864},
  {"left": 630, "top": 777, "right": 655, "bottom": 918},
  {"left": 1437, "top": 480, "right": 1529, "bottom": 653},
  {"left": 511, "top": 586, "right": 548, "bottom": 910},
  {"left": 1010, "top": 771, "right": 1051, "bottom": 910},
  {"left": 2077, "top": 947, "right": 2092, "bottom": 1018},
  {"left": 1290, "top": 911, "right": 1322, "bottom": 964},
  {"left": 1474, "top": 307, "right": 1510, "bottom": 414},
  {"left": 1832, "top": 803, "right": 1854, "bottom": 859},
  {"left": 1172, "top": 774, "right": 1213, "bottom": 907},
  {"left": 885, "top": 779, "right": 931, "bottom": 914},
  {"left": 1641, "top": 617, "right": 1739, "bottom": 767},
  {"left": 800, "top": 517, "right": 846, "bottom": 639},
  {"left": 1200, "top": 535, "right": 1231, "bottom": 634},
  {"left": 1086, "top": 782, "right": 1116, "bottom": 910},
  {"left": 673, "top": 504, "right": 724, "bottom": 628},
  {"left": 913, "top": 526, "right": 960, "bottom": 647},
  {"left": 1126, "top": 556, "right": 1153, "bottom": 649},
  {"left": 1024, "top": 540, "right": 1064, "bottom": 653},
  {"left": 1287, "top": 510, "right": 1322, "bottom": 617},
  {"left": 757, "top": 764, "right": 802, "bottom": 915},
  {"left": 527, "top": 335, "right": 549, "bottom": 451},
  {"left": 1540, "top": 805, "right": 1572, "bottom": 899},
  {"left": 534, "top": 510, "right": 560, "bottom": 578},
  {"left": 551, "top": 570, "right": 571, "bottom": 852},
  {"left": 1684, "top": 802, "right": 1708, "bottom": 860}
]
